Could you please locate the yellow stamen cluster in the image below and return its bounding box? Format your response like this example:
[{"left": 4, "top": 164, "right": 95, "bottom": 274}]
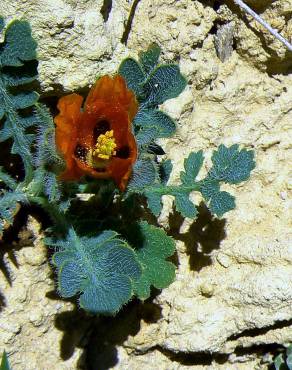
[
  {"left": 86, "top": 130, "right": 117, "bottom": 168},
  {"left": 93, "top": 130, "right": 117, "bottom": 159}
]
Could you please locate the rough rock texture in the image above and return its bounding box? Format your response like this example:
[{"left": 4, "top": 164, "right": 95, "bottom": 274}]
[
  {"left": 0, "top": 217, "right": 87, "bottom": 370},
  {"left": 0, "top": 0, "right": 292, "bottom": 369},
  {"left": 0, "top": 0, "right": 131, "bottom": 92}
]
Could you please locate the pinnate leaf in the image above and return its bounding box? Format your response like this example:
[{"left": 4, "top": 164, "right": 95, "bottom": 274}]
[{"left": 0, "top": 19, "right": 38, "bottom": 182}]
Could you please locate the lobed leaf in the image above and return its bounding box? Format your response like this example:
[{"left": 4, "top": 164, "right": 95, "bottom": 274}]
[
  {"left": 49, "top": 228, "right": 142, "bottom": 314},
  {"left": 118, "top": 57, "right": 145, "bottom": 97},
  {"left": 139, "top": 43, "right": 161, "bottom": 75},
  {"left": 127, "top": 158, "right": 158, "bottom": 190},
  {"left": 180, "top": 150, "right": 204, "bottom": 185},
  {"left": 0, "top": 19, "right": 37, "bottom": 66},
  {"left": 134, "top": 108, "right": 176, "bottom": 139},
  {"left": 145, "top": 190, "right": 162, "bottom": 217},
  {"left": 143, "top": 64, "right": 187, "bottom": 107},
  {"left": 208, "top": 190, "right": 235, "bottom": 217},
  {"left": 11, "top": 91, "right": 39, "bottom": 109},
  {"left": 136, "top": 126, "right": 158, "bottom": 146},
  {"left": 174, "top": 192, "right": 197, "bottom": 218},
  {"left": 133, "top": 222, "right": 176, "bottom": 299},
  {"left": 200, "top": 177, "right": 220, "bottom": 201},
  {"left": 209, "top": 144, "right": 255, "bottom": 184}
]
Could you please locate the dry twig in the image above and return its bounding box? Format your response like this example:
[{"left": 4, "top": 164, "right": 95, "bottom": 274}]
[{"left": 233, "top": 0, "right": 292, "bottom": 52}]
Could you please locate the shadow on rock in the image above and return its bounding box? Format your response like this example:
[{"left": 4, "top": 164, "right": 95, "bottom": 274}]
[
  {"left": 85, "top": 296, "right": 162, "bottom": 370},
  {"left": 168, "top": 202, "right": 226, "bottom": 271},
  {"left": 51, "top": 290, "right": 162, "bottom": 370}
]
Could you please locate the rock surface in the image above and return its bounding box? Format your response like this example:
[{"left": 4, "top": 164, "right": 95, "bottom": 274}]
[{"left": 0, "top": 0, "right": 292, "bottom": 369}]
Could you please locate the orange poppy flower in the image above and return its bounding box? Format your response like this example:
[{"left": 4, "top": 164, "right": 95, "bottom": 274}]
[{"left": 54, "top": 75, "right": 138, "bottom": 191}]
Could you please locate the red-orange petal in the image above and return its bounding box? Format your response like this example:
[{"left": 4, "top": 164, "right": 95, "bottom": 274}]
[
  {"left": 55, "top": 75, "right": 139, "bottom": 190},
  {"left": 55, "top": 93, "right": 84, "bottom": 180},
  {"left": 85, "top": 75, "right": 138, "bottom": 121}
]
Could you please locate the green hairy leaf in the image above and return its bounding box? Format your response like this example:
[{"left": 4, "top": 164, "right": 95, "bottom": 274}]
[
  {"left": 145, "top": 190, "right": 162, "bottom": 217},
  {"left": 0, "top": 167, "right": 17, "bottom": 190},
  {"left": 133, "top": 222, "right": 176, "bottom": 299},
  {"left": 119, "top": 44, "right": 186, "bottom": 148},
  {"left": 134, "top": 108, "right": 176, "bottom": 141},
  {"left": 139, "top": 43, "right": 161, "bottom": 75},
  {"left": 0, "top": 18, "right": 38, "bottom": 182},
  {"left": 174, "top": 192, "right": 198, "bottom": 218},
  {"left": 0, "top": 351, "right": 11, "bottom": 370},
  {"left": 33, "top": 104, "right": 64, "bottom": 201},
  {"left": 0, "top": 190, "right": 27, "bottom": 235},
  {"left": 140, "top": 146, "right": 254, "bottom": 219},
  {"left": 49, "top": 229, "right": 142, "bottom": 314},
  {"left": 0, "top": 19, "right": 37, "bottom": 66},
  {"left": 118, "top": 58, "right": 145, "bottom": 97},
  {"left": 128, "top": 158, "right": 158, "bottom": 190},
  {"left": 180, "top": 150, "right": 204, "bottom": 185},
  {"left": 208, "top": 191, "right": 235, "bottom": 217},
  {"left": 200, "top": 145, "right": 255, "bottom": 217},
  {"left": 209, "top": 144, "right": 255, "bottom": 184},
  {"left": 143, "top": 64, "right": 187, "bottom": 107}
]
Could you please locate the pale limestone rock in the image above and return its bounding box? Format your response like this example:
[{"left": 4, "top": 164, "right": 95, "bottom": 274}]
[
  {"left": 0, "top": 0, "right": 292, "bottom": 369},
  {"left": 0, "top": 0, "right": 131, "bottom": 91},
  {"left": 0, "top": 217, "right": 84, "bottom": 370}
]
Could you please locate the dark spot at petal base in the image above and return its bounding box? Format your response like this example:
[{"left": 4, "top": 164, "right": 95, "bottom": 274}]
[
  {"left": 116, "top": 146, "right": 130, "bottom": 159},
  {"left": 74, "top": 145, "right": 88, "bottom": 161},
  {"left": 94, "top": 120, "right": 110, "bottom": 141},
  {"left": 94, "top": 167, "right": 106, "bottom": 173}
]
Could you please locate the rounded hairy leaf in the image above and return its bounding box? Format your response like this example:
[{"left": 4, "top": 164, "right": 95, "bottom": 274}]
[
  {"left": 50, "top": 229, "right": 142, "bottom": 314},
  {"left": 133, "top": 222, "right": 176, "bottom": 300}
]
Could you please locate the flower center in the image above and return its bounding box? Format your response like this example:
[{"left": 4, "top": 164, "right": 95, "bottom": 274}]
[
  {"left": 86, "top": 130, "right": 117, "bottom": 168},
  {"left": 93, "top": 130, "right": 117, "bottom": 159}
]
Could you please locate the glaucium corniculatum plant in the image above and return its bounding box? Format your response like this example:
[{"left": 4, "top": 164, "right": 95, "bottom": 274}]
[{"left": 0, "top": 17, "right": 255, "bottom": 314}]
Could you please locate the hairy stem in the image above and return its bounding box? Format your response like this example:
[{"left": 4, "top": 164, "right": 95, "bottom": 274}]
[
  {"left": 146, "top": 182, "right": 202, "bottom": 196},
  {"left": 233, "top": 0, "right": 292, "bottom": 52}
]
